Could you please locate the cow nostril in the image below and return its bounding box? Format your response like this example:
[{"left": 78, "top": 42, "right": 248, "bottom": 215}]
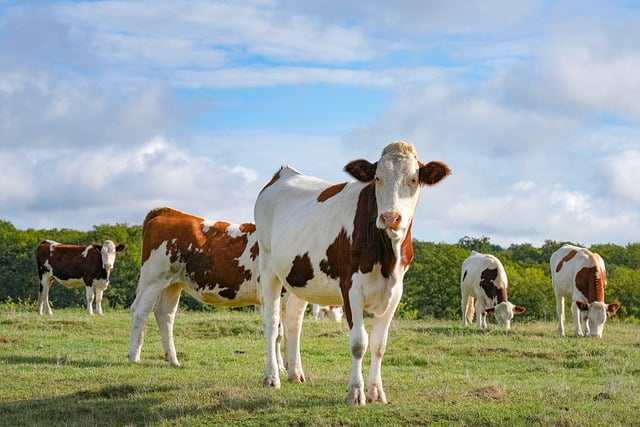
[{"left": 380, "top": 212, "right": 401, "bottom": 229}]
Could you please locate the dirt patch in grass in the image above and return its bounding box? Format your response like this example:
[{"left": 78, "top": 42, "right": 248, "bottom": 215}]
[{"left": 465, "top": 385, "right": 506, "bottom": 401}]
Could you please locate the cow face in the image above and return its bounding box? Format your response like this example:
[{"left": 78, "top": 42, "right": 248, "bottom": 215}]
[
  {"left": 96, "top": 240, "right": 127, "bottom": 281},
  {"left": 345, "top": 142, "right": 450, "bottom": 240},
  {"left": 485, "top": 302, "right": 526, "bottom": 331},
  {"left": 576, "top": 300, "right": 620, "bottom": 338}
]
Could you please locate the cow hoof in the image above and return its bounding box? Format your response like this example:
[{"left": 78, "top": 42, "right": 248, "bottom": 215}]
[
  {"left": 366, "top": 386, "right": 387, "bottom": 404},
  {"left": 345, "top": 388, "right": 366, "bottom": 406},
  {"left": 288, "top": 373, "right": 305, "bottom": 383},
  {"left": 263, "top": 376, "right": 281, "bottom": 389}
]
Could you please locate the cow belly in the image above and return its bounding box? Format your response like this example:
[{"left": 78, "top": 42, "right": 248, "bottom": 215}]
[
  {"left": 53, "top": 276, "right": 89, "bottom": 288},
  {"left": 181, "top": 282, "right": 260, "bottom": 307}
]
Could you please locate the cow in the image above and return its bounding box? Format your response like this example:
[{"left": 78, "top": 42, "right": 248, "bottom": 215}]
[
  {"left": 36, "top": 239, "right": 126, "bottom": 316},
  {"left": 460, "top": 251, "right": 525, "bottom": 330},
  {"left": 127, "top": 207, "right": 284, "bottom": 370},
  {"left": 254, "top": 141, "right": 450, "bottom": 405},
  {"left": 311, "top": 304, "right": 343, "bottom": 322},
  {"left": 550, "top": 244, "right": 620, "bottom": 338}
]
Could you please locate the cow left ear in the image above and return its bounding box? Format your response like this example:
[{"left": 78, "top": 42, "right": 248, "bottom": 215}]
[
  {"left": 514, "top": 306, "right": 526, "bottom": 315},
  {"left": 419, "top": 161, "right": 451, "bottom": 186},
  {"left": 92, "top": 244, "right": 102, "bottom": 252},
  {"left": 344, "top": 159, "right": 377, "bottom": 182},
  {"left": 485, "top": 307, "right": 495, "bottom": 314},
  {"left": 575, "top": 300, "right": 589, "bottom": 311},
  {"left": 607, "top": 302, "right": 621, "bottom": 317},
  {"left": 116, "top": 244, "right": 127, "bottom": 252}
]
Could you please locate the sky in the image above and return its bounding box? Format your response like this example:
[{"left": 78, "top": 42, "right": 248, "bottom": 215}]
[{"left": 2, "top": 0, "right": 640, "bottom": 248}]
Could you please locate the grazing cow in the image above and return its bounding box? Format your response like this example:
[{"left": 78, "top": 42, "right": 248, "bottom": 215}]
[
  {"left": 254, "top": 141, "right": 450, "bottom": 405},
  {"left": 127, "top": 207, "right": 284, "bottom": 369},
  {"left": 550, "top": 244, "right": 620, "bottom": 338},
  {"left": 311, "top": 304, "right": 343, "bottom": 322},
  {"left": 36, "top": 239, "right": 126, "bottom": 316},
  {"left": 460, "top": 251, "right": 525, "bottom": 330}
]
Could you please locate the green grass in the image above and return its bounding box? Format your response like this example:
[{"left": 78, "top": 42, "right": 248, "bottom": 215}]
[{"left": 1, "top": 306, "right": 639, "bottom": 426}]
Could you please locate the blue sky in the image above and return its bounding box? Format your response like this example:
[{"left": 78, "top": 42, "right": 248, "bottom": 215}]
[{"left": 2, "top": 0, "right": 640, "bottom": 247}]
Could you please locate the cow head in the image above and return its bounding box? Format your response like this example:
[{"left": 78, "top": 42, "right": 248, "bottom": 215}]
[
  {"left": 485, "top": 302, "right": 526, "bottom": 331},
  {"left": 575, "top": 300, "right": 621, "bottom": 338},
  {"left": 344, "top": 141, "right": 450, "bottom": 241},
  {"left": 94, "top": 240, "right": 127, "bottom": 281}
]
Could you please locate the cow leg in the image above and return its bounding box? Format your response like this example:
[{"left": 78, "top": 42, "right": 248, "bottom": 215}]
[
  {"left": 261, "top": 273, "right": 283, "bottom": 389},
  {"left": 84, "top": 286, "right": 95, "bottom": 315},
  {"left": 155, "top": 283, "right": 182, "bottom": 366},
  {"left": 128, "top": 277, "right": 163, "bottom": 364},
  {"left": 367, "top": 286, "right": 402, "bottom": 404},
  {"left": 570, "top": 300, "right": 583, "bottom": 336},
  {"left": 37, "top": 276, "right": 54, "bottom": 316},
  {"left": 461, "top": 293, "right": 473, "bottom": 326},
  {"left": 475, "top": 300, "right": 487, "bottom": 329},
  {"left": 555, "top": 295, "right": 565, "bottom": 337},
  {"left": 94, "top": 283, "right": 108, "bottom": 316},
  {"left": 284, "top": 292, "right": 308, "bottom": 383},
  {"left": 345, "top": 295, "right": 367, "bottom": 406}
]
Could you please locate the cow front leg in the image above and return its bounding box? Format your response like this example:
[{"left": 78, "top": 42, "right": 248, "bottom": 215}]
[
  {"left": 37, "top": 276, "right": 54, "bottom": 316},
  {"left": 94, "top": 285, "right": 107, "bottom": 316},
  {"left": 155, "top": 283, "right": 182, "bottom": 366},
  {"left": 475, "top": 300, "right": 487, "bottom": 329},
  {"left": 570, "top": 301, "right": 583, "bottom": 336},
  {"left": 346, "top": 317, "right": 368, "bottom": 406},
  {"left": 85, "top": 286, "right": 95, "bottom": 316},
  {"left": 128, "top": 276, "right": 162, "bottom": 364},
  {"left": 285, "top": 293, "right": 308, "bottom": 383}
]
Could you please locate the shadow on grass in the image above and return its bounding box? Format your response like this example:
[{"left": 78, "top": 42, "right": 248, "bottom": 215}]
[{"left": 0, "top": 355, "right": 128, "bottom": 368}]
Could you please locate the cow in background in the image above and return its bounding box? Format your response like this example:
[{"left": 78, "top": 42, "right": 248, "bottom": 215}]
[
  {"left": 127, "top": 207, "right": 284, "bottom": 370},
  {"left": 550, "top": 244, "right": 620, "bottom": 338},
  {"left": 255, "top": 141, "right": 450, "bottom": 405},
  {"left": 311, "top": 304, "right": 343, "bottom": 322},
  {"left": 36, "top": 239, "right": 127, "bottom": 315},
  {"left": 460, "top": 251, "right": 525, "bottom": 330}
]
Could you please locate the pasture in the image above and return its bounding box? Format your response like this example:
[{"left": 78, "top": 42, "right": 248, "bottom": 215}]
[{"left": 1, "top": 305, "right": 639, "bottom": 426}]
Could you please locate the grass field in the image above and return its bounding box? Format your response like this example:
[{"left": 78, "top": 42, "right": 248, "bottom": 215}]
[{"left": 1, "top": 306, "right": 639, "bottom": 426}]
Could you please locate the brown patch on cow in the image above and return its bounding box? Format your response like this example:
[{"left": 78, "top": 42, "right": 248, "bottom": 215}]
[
  {"left": 249, "top": 241, "right": 259, "bottom": 261},
  {"left": 36, "top": 241, "right": 107, "bottom": 287},
  {"left": 317, "top": 182, "right": 347, "bottom": 202},
  {"left": 141, "top": 207, "right": 254, "bottom": 300},
  {"left": 320, "top": 228, "right": 352, "bottom": 280},
  {"left": 419, "top": 161, "right": 451, "bottom": 186},
  {"left": 555, "top": 249, "right": 578, "bottom": 273},
  {"left": 479, "top": 268, "right": 507, "bottom": 304},
  {"left": 261, "top": 167, "right": 283, "bottom": 192},
  {"left": 239, "top": 222, "right": 256, "bottom": 233},
  {"left": 286, "top": 253, "right": 314, "bottom": 287},
  {"left": 575, "top": 266, "right": 605, "bottom": 303},
  {"left": 400, "top": 222, "right": 414, "bottom": 267}
]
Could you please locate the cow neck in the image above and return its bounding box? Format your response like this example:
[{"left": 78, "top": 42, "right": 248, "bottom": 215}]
[
  {"left": 575, "top": 253, "right": 606, "bottom": 303},
  {"left": 479, "top": 268, "right": 507, "bottom": 304}
]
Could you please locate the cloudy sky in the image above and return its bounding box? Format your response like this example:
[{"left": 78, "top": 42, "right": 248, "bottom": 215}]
[{"left": 2, "top": 0, "right": 640, "bottom": 248}]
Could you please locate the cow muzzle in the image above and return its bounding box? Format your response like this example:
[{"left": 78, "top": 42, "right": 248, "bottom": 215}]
[{"left": 379, "top": 211, "right": 402, "bottom": 230}]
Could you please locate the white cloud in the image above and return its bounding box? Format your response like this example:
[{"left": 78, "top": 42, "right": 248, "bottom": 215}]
[{"left": 602, "top": 149, "right": 640, "bottom": 204}]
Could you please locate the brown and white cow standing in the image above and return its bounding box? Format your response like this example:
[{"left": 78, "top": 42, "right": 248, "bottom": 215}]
[
  {"left": 127, "top": 207, "right": 284, "bottom": 369},
  {"left": 36, "top": 239, "right": 127, "bottom": 316},
  {"left": 460, "top": 251, "right": 525, "bottom": 330},
  {"left": 550, "top": 244, "right": 620, "bottom": 338},
  {"left": 254, "top": 142, "right": 450, "bottom": 405}
]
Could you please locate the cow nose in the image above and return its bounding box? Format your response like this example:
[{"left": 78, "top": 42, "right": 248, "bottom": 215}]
[{"left": 379, "top": 212, "right": 401, "bottom": 229}]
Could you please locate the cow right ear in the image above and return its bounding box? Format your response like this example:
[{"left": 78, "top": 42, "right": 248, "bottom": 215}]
[
  {"left": 485, "top": 307, "right": 495, "bottom": 314},
  {"left": 92, "top": 244, "right": 102, "bottom": 252},
  {"left": 344, "top": 159, "right": 377, "bottom": 182},
  {"left": 575, "top": 300, "right": 589, "bottom": 311}
]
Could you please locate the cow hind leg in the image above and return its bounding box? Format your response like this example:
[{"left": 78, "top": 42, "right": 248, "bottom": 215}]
[
  {"left": 555, "top": 295, "right": 565, "bottom": 337},
  {"left": 154, "top": 283, "right": 182, "bottom": 366},
  {"left": 284, "top": 293, "right": 308, "bottom": 383},
  {"left": 261, "top": 273, "right": 283, "bottom": 389},
  {"left": 128, "top": 278, "right": 163, "bottom": 364}
]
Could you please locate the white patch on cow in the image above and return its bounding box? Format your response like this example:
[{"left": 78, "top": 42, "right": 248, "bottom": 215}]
[
  {"left": 225, "top": 223, "right": 245, "bottom": 239},
  {"left": 81, "top": 245, "right": 92, "bottom": 258},
  {"left": 202, "top": 220, "right": 216, "bottom": 234}
]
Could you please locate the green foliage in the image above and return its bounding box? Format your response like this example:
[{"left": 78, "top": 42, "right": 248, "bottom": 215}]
[{"left": 1, "top": 221, "right": 639, "bottom": 320}]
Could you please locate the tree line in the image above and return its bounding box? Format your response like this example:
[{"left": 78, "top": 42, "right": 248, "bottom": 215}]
[{"left": 1, "top": 220, "right": 639, "bottom": 321}]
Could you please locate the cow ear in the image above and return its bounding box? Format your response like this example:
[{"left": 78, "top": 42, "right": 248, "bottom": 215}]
[
  {"left": 485, "top": 307, "right": 495, "bottom": 313},
  {"left": 514, "top": 306, "right": 526, "bottom": 315},
  {"left": 344, "top": 159, "right": 377, "bottom": 182},
  {"left": 607, "top": 302, "right": 621, "bottom": 317},
  {"left": 575, "top": 300, "right": 589, "bottom": 311},
  {"left": 116, "top": 244, "right": 127, "bottom": 252},
  {"left": 419, "top": 161, "right": 451, "bottom": 186},
  {"left": 92, "top": 244, "right": 102, "bottom": 252}
]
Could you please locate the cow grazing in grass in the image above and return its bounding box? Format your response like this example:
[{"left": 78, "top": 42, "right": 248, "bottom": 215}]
[
  {"left": 128, "top": 207, "right": 284, "bottom": 369},
  {"left": 460, "top": 251, "right": 525, "bottom": 330},
  {"left": 36, "top": 240, "right": 126, "bottom": 316},
  {"left": 311, "top": 304, "right": 343, "bottom": 322},
  {"left": 254, "top": 141, "right": 450, "bottom": 405},
  {"left": 550, "top": 244, "right": 620, "bottom": 338}
]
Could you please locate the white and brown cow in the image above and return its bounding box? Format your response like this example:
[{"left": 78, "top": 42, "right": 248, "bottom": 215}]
[
  {"left": 311, "top": 304, "right": 343, "bottom": 322},
  {"left": 550, "top": 244, "right": 620, "bottom": 338},
  {"left": 460, "top": 251, "right": 525, "bottom": 330},
  {"left": 36, "top": 239, "right": 126, "bottom": 316},
  {"left": 254, "top": 141, "right": 450, "bottom": 405},
  {"left": 128, "top": 207, "right": 285, "bottom": 369}
]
